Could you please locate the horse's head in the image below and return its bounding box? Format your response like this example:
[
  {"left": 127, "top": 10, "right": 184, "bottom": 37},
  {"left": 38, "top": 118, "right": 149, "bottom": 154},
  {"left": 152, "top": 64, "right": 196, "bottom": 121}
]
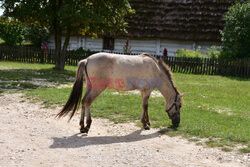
[{"left": 165, "top": 94, "right": 184, "bottom": 127}]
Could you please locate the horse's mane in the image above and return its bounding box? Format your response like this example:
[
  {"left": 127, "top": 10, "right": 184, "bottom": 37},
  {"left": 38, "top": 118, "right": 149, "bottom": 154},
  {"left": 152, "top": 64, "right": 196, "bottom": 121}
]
[
  {"left": 140, "top": 52, "right": 180, "bottom": 94},
  {"left": 140, "top": 52, "right": 159, "bottom": 63}
]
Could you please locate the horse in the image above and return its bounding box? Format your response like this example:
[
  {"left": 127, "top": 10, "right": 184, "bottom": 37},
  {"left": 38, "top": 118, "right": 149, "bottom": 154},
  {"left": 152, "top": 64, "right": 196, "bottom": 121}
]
[{"left": 56, "top": 52, "right": 183, "bottom": 133}]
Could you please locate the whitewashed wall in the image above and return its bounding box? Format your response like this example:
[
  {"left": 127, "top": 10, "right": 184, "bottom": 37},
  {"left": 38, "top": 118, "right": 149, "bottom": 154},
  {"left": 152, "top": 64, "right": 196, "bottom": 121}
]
[
  {"left": 85, "top": 38, "right": 103, "bottom": 51},
  {"left": 48, "top": 36, "right": 217, "bottom": 56},
  {"left": 48, "top": 36, "right": 102, "bottom": 51},
  {"left": 113, "top": 39, "right": 157, "bottom": 54}
]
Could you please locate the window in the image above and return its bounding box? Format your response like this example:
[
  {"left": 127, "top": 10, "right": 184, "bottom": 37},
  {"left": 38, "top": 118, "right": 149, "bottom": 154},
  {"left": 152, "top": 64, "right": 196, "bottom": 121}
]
[{"left": 103, "top": 37, "right": 114, "bottom": 50}]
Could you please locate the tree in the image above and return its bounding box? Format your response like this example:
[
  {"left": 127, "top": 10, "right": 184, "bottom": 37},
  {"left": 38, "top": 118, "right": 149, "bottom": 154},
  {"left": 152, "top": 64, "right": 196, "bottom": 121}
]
[
  {"left": 0, "top": 17, "right": 25, "bottom": 46},
  {"left": 1, "top": 0, "right": 134, "bottom": 70},
  {"left": 220, "top": 2, "right": 250, "bottom": 59},
  {"left": 25, "top": 24, "right": 49, "bottom": 47}
]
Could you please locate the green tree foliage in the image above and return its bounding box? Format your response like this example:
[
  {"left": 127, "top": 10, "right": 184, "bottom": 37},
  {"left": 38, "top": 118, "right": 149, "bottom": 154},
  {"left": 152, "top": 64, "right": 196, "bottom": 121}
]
[
  {"left": 220, "top": 2, "right": 250, "bottom": 59},
  {"left": 0, "top": 17, "right": 25, "bottom": 46},
  {"left": 25, "top": 24, "right": 49, "bottom": 47},
  {"left": 1, "top": 0, "right": 134, "bottom": 70}
]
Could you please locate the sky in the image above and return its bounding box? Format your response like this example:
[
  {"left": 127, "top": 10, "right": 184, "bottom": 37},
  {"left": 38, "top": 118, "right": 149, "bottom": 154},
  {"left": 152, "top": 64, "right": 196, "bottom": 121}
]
[
  {"left": 0, "top": 7, "right": 3, "bottom": 16},
  {"left": 0, "top": 2, "right": 3, "bottom": 16}
]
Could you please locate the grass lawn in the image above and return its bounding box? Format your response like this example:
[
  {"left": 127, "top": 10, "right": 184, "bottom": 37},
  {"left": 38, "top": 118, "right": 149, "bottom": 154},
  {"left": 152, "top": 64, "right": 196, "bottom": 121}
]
[
  {"left": 0, "top": 61, "right": 249, "bottom": 153},
  {"left": 0, "top": 62, "right": 76, "bottom": 92}
]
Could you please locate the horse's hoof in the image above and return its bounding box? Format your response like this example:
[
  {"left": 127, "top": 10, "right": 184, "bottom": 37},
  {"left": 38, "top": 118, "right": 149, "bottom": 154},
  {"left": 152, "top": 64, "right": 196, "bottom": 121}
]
[
  {"left": 144, "top": 126, "right": 150, "bottom": 130},
  {"left": 80, "top": 127, "right": 89, "bottom": 134}
]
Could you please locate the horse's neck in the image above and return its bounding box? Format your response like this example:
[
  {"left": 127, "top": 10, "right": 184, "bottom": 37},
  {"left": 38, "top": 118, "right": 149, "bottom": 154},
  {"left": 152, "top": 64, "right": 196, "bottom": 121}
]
[{"left": 159, "top": 78, "right": 176, "bottom": 107}]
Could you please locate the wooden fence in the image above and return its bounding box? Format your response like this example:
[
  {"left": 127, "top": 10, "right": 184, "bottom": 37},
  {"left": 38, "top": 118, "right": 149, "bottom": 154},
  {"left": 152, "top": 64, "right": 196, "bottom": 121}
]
[
  {"left": 160, "top": 56, "right": 250, "bottom": 77},
  {"left": 0, "top": 46, "right": 92, "bottom": 65},
  {"left": 0, "top": 46, "right": 249, "bottom": 77}
]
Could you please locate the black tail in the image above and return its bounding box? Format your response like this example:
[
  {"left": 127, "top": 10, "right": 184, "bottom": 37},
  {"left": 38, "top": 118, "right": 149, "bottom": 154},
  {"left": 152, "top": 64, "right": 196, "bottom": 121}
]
[{"left": 56, "top": 60, "right": 87, "bottom": 121}]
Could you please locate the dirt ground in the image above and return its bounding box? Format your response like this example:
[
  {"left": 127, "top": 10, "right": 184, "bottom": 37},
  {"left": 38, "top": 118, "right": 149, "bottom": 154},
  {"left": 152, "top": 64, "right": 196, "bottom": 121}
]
[{"left": 0, "top": 93, "right": 249, "bottom": 167}]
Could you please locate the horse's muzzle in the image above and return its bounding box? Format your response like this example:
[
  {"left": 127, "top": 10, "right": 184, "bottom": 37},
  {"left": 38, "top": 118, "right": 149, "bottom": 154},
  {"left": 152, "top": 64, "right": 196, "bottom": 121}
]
[{"left": 171, "top": 113, "right": 180, "bottom": 127}]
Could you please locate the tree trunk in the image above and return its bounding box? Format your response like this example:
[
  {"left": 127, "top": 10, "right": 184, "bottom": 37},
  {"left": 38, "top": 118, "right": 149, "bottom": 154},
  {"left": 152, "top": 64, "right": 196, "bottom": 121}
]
[
  {"left": 54, "top": 29, "right": 71, "bottom": 70},
  {"left": 53, "top": 0, "right": 65, "bottom": 70},
  {"left": 54, "top": 30, "right": 71, "bottom": 70},
  {"left": 54, "top": 28, "right": 64, "bottom": 70},
  {"left": 62, "top": 28, "right": 71, "bottom": 53}
]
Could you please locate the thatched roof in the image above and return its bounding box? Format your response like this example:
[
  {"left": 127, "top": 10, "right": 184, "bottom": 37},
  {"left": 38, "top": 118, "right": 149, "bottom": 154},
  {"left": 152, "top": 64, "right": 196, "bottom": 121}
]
[{"left": 119, "top": 0, "right": 238, "bottom": 42}]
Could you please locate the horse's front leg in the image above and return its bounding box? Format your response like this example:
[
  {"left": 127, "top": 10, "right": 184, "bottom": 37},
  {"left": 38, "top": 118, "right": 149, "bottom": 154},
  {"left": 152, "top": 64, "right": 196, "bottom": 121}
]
[
  {"left": 141, "top": 103, "right": 150, "bottom": 130},
  {"left": 145, "top": 108, "right": 150, "bottom": 126},
  {"left": 141, "top": 90, "right": 151, "bottom": 130}
]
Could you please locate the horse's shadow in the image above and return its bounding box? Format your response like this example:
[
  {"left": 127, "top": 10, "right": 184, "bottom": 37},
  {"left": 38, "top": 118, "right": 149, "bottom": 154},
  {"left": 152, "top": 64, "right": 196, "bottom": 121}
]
[{"left": 50, "top": 128, "right": 167, "bottom": 149}]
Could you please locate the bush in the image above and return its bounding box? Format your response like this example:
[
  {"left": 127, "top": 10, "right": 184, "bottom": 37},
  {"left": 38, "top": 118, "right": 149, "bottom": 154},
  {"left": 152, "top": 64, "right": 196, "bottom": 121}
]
[
  {"left": 175, "top": 46, "right": 221, "bottom": 59},
  {"left": 206, "top": 46, "right": 222, "bottom": 59},
  {"left": 175, "top": 47, "right": 205, "bottom": 58},
  {"left": 123, "top": 39, "right": 132, "bottom": 54},
  {"left": 0, "top": 18, "right": 25, "bottom": 46},
  {"left": 220, "top": 2, "right": 250, "bottom": 59}
]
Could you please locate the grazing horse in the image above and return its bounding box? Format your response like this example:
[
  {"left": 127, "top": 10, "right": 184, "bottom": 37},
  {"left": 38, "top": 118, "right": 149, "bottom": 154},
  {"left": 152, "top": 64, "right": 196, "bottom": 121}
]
[{"left": 56, "top": 52, "right": 183, "bottom": 133}]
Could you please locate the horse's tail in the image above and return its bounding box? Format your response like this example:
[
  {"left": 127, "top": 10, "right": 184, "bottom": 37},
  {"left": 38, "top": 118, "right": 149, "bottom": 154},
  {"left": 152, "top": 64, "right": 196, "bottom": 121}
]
[{"left": 56, "top": 59, "right": 88, "bottom": 121}]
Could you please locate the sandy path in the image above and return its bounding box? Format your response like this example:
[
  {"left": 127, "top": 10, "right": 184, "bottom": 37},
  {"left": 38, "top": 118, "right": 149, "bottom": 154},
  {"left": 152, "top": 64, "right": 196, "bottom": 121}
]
[{"left": 0, "top": 93, "right": 249, "bottom": 167}]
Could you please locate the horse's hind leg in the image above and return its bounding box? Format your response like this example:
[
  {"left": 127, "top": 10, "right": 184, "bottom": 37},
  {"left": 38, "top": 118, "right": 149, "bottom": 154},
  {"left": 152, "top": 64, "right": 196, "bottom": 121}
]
[
  {"left": 80, "top": 89, "right": 103, "bottom": 133},
  {"left": 141, "top": 90, "right": 151, "bottom": 130},
  {"left": 80, "top": 89, "right": 91, "bottom": 132},
  {"left": 79, "top": 106, "right": 85, "bottom": 130}
]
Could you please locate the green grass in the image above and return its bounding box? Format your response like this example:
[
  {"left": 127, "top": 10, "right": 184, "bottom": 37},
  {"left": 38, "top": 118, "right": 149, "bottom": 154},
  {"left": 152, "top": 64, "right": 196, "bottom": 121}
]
[
  {"left": 0, "top": 61, "right": 76, "bottom": 92},
  {"left": 221, "top": 147, "right": 233, "bottom": 152},
  {"left": 239, "top": 146, "right": 250, "bottom": 153},
  {"left": 1, "top": 61, "right": 250, "bottom": 152},
  {"left": 0, "top": 61, "right": 76, "bottom": 71}
]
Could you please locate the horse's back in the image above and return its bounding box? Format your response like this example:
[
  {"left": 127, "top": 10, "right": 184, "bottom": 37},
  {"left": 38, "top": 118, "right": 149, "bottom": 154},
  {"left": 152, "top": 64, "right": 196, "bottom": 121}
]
[{"left": 88, "top": 52, "right": 157, "bottom": 68}]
